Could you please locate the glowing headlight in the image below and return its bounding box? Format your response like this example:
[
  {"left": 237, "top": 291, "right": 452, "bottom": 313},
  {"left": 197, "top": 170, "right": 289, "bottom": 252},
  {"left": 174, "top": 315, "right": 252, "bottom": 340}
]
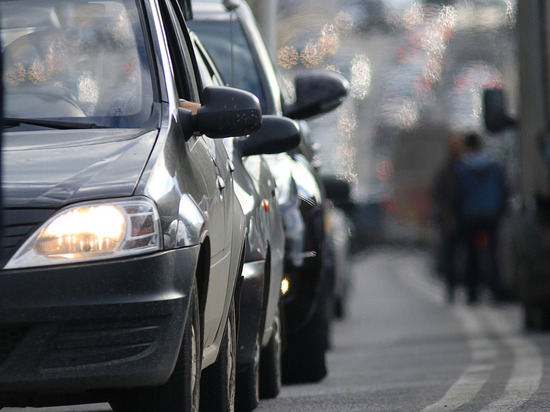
[
  {"left": 35, "top": 206, "right": 125, "bottom": 256},
  {"left": 5, "top": 198, "right": 161, "bottom": 269}
]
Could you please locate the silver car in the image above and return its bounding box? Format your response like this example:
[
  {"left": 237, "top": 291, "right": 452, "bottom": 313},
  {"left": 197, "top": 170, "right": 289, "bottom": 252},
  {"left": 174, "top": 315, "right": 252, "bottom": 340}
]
[{"left": 0, "top": 0, "right": 261, "bottom": 410}]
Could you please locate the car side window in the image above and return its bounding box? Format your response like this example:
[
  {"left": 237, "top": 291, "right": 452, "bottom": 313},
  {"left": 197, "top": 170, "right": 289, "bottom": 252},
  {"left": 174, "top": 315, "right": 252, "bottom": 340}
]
[
  {"left": 192, "top": 38, "right": 224, "bottom": 88},
  {"left": 192, "top": 39, "right": 235, "bottom": 155},
  {"left": 158, "top": 0, "right": 200, "bottom": 103}
]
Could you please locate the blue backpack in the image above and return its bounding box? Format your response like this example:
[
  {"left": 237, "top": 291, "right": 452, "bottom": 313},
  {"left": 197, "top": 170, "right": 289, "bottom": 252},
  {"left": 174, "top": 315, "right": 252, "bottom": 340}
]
[{"left": 456, "top": 161, "right": 505, "bottom": 219}]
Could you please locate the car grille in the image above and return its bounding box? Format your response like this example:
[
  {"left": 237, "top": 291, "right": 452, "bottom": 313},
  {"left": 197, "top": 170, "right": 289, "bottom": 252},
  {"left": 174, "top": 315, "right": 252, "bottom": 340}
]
[
  {"left": 0, "top": 326, "right": 27, "bottom": 364},
  {"left": 1, "top": 208, "right": 56, "bottom": 267}
]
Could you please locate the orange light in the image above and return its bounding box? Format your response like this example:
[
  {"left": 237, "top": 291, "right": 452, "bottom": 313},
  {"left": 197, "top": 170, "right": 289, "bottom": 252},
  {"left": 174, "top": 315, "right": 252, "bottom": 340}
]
[
  {"left": 281, "top": 277, "right": 290, "bottom": 296},
  {"left": 261, "top": 199, "right": 270, "bottom": 212}
]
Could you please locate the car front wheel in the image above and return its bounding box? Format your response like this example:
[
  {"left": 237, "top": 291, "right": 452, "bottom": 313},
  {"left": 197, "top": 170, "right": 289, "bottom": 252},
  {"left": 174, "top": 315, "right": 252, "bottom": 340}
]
[
  {"left": 259, "top": 304, "right": 282, "bottom": 399},
  {"left": 200, "top": 297, "right": 236, "bottom": 411},
  {"left": 110, "top": 281, "right": 201, "bottom": 412},
  {"left": 236, "top": 333, "right": 260, "bottom": 411}
]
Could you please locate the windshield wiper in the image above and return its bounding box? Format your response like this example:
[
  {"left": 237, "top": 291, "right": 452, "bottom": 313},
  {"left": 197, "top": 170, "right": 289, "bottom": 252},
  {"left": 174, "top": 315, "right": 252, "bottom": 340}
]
[{"left": 3, "top": 117, "right": 103, "bottom": 130}]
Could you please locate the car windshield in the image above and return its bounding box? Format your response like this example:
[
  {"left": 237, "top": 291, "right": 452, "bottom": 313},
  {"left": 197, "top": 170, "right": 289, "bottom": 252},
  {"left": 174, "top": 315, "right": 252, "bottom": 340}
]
[
  {"left": 188, "top": 19, "right": 268, "bottom": 113},
  {"left": 1, "top": 0, "right": 155, "bottom": 128}
]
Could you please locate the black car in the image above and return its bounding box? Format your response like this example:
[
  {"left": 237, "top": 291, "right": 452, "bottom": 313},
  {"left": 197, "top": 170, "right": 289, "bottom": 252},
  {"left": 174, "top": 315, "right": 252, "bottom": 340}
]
[
  {"left": 0, "top": 0, "right": 262, "bottom": 410},
  {"left": 189, "top": 0, "right": 349, "bottom": 384}
]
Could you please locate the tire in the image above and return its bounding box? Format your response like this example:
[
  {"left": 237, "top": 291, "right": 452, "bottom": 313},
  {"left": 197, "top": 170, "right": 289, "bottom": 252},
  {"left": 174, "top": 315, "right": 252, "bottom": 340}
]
[
  {"left": 259, "top": 304, "right": 282, "bottom": 399},
  {"left": 282, "top": 295, "right": 328, "bottom": 384},
  {"left": 110, "top": 282, "right": 201, "bottom": 412},
  {"left": 200, "top": 298, "right": 236, "bottom": 411},
  {"left": 235, "top": 335, "right": 260, "bottom": 411}
]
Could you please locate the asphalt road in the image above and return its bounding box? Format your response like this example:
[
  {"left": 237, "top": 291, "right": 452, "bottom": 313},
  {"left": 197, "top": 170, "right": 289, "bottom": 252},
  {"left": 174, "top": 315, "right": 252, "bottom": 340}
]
[
  {"left": 5, "top": 246, "right": 550, "bottom": 411},
  {"left": 255, "top": 246, "right": 550, "bottom": 412}
]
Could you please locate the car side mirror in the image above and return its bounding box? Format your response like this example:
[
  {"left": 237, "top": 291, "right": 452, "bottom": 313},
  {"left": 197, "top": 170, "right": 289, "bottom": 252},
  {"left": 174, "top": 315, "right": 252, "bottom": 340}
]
[
  {"left": 283, "top": 70, "right": 349, "bottom": 120},
  {"left": 179, "top": 86, "right": 262, "bottom": 139},
  {"left": 322, "top": 175, "right": 353, "bottom": 208},
  {"left": 235, "top": 115, "right": 301, "bottom": 157},
  {"left": 483, "top": 88, "right": 516, "bottom": 133}
]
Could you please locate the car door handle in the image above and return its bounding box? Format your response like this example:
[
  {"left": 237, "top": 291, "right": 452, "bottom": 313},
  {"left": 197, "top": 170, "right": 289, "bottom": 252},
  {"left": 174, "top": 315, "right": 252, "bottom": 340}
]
[{"left": 217, "top": 176, "right": 226, "bottom": 190}]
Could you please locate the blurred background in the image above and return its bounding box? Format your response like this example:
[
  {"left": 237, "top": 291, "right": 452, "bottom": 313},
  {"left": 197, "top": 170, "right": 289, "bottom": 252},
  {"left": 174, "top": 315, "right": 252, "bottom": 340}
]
[{"left": 249, "top": 0, "right": 518, "bottom": 251}]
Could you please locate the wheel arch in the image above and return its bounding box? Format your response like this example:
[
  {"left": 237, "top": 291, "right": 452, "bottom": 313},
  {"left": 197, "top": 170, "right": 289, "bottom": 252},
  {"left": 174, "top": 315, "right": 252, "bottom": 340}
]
[
  {"left": 234, "top": 237, "right": 247, "bottom": 336},
  {"left": 259, "top": 244, "right": 271, "bottom": 340},
  {"left": 195, "top": 237, "right": 211, "bottom": 348}
]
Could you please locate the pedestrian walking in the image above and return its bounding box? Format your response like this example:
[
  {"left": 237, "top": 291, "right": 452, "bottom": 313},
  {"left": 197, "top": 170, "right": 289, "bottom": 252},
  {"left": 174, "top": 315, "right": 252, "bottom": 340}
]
[
  {"left": 432, "top": 132, "right": 464, "bottom": 303},
  {"left": 455, "top": 132, "right": 508, "bottom": 303}
]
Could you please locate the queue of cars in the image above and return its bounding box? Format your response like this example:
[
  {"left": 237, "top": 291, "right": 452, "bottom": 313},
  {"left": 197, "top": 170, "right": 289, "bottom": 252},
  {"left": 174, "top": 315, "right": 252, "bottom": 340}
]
[
  {"left": 188, "top": 0, "right": 350, "bottom": 385},
  {"left": 190, "top": 32, "right": 299, "bottom": 411},
  {"left": 0, "top": 0, "right": 351, "bottom": 410}
]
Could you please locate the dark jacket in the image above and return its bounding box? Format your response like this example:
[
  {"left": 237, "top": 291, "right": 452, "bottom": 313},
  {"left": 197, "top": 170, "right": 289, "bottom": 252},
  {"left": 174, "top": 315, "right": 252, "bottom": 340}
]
[
  {"left": 433, "top": 159, "right": 462, "bottom": 232},
  {"left": 455, "top": 150, "right": 508, "bottom": 221}
]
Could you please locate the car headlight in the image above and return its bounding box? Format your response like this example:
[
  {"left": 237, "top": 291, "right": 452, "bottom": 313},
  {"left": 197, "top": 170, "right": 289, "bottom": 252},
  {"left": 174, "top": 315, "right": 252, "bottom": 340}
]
[{"left": 5, "top": 197, "right": 161, "bottom": 269}]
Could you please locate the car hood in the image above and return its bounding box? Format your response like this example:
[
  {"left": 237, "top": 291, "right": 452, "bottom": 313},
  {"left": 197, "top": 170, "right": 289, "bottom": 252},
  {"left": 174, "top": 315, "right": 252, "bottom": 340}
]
[{"left": 3, "top": 128, "right": 158, "bottom": 208}]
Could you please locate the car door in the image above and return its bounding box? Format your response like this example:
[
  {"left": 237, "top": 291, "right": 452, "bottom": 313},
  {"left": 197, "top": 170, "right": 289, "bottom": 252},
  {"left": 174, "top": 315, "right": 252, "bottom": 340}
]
[{"left": 159, "top": 0, "right": 235, "bottom": 347}]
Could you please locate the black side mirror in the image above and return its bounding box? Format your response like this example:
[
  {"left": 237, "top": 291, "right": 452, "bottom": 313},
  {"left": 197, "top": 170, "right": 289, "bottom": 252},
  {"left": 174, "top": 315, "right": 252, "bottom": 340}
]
[
  {"left": 284, "top": 70, "right": 349, "bottom": 120},
  {"left": 179, "top": 86, "right": 262, "bottom": 139},
  {"left": 235, "top": 115, "right": 301, "bottom": 157},
  {"left": 483, "top": 88, "right": 516, "bottom": 133},
  {"left": 323, "top": 175, "right": 351, "bottom": 204}
]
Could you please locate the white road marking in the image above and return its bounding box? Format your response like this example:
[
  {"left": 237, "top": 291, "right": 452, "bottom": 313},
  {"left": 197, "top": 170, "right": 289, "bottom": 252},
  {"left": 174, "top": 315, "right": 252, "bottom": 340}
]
[
  {"left": 422, "top": 307, "right": 498, "bottom": 412},
  {"left": 396, "top": 254, "right": 544, "bottom": 411},
  {"left": 478, "top": 309, "right": 543, "bottom": 412}
]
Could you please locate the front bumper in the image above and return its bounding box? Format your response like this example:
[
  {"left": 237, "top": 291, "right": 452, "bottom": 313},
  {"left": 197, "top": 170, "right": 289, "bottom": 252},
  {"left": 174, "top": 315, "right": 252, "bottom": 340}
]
[{"left": 0, "top": 246, "right": 199, "bottom": 399}]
